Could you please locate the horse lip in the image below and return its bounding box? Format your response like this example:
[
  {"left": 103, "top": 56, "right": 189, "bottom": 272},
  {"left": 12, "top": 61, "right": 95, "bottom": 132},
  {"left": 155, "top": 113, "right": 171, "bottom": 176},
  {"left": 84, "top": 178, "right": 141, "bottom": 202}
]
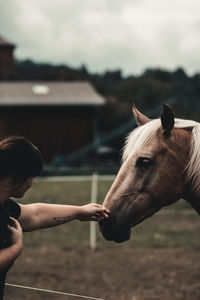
[{"left": 112, "top": 228, "right": 131, "bottom": 243}]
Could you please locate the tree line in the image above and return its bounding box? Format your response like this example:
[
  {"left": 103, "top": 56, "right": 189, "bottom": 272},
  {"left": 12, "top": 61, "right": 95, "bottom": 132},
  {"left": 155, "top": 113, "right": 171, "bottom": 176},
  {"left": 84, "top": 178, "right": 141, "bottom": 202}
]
[{"left": 15, "top": 59, "right": 200, "bottom": 133}]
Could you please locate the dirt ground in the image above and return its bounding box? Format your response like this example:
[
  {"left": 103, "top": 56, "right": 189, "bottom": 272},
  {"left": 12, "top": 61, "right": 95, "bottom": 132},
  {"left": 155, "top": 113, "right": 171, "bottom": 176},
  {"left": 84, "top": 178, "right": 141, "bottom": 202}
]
[{"left": 4, "top": 247, "right": 200, "bottom": 300}]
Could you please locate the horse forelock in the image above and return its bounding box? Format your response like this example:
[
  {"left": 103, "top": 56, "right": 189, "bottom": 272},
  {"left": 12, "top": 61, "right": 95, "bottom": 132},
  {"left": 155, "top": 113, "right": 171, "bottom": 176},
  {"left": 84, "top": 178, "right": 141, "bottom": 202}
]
[
  {"left": 122, "top": 117, "right": 200, "bottom": 195},
  {"left": 122, "top": 119, "right": 160, "bottom": 163}
]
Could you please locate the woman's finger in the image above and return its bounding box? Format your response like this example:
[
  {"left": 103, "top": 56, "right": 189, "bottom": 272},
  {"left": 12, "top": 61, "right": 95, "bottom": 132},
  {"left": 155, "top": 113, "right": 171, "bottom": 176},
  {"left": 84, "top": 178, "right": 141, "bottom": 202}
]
[
  {"left": 94, "top": 203, "right": 102, "bottom": 208},
  {"left": 9, "top": 217, "right": 21, "bottom": 230},
  {"left": 100, "top": 212, "right": 109, "bottom": 218},
  {"left": 95, "top": 212, "right": 102, "bottom": 216},
  {"left": 94, "top": 204, "right": 110, "bottom": 213},
  {"left": 95, "top": 212, "right": 109, "bottom": 219},
  {"left": 7, "top": 224, "right": 15, "bottom": 232},
  {"left": 98, "top": 207, "right": 110, "bottom": 214}
]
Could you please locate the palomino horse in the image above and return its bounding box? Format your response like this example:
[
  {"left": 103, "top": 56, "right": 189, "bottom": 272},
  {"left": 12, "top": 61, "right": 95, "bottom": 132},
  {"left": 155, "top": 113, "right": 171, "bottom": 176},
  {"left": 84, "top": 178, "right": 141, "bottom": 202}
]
[{"left": 99, "top": 104, "right": 200, "bottom": 243}]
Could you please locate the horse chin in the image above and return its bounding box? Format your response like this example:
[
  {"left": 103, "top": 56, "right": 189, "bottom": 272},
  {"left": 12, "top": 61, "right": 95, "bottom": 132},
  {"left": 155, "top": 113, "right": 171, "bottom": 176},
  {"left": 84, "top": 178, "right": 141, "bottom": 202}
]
[
  {"left": 112, "top": 229, "right": 131, "bottom": 243},
  {"left": 98, "top": 219, "right": 131, "bottom": 243}
]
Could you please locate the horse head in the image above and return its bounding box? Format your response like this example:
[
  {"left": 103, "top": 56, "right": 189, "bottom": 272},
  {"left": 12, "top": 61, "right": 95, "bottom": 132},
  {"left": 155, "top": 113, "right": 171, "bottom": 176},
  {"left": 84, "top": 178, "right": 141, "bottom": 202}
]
[{"left": 99, "top": 104, "right": 200, "bottom": 243}]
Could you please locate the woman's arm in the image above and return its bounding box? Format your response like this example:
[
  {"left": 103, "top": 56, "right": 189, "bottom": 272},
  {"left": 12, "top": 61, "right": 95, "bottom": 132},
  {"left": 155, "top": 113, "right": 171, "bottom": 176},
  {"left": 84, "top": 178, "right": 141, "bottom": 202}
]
[
  {"left": 18, "top": 203, "right": 109, "bottom": 232},
  {"left": 0, "top": 218, "right": 23, "bottom": 271},
  {"left": 0, "top": 244, "right": 21, "bottom": 271}
]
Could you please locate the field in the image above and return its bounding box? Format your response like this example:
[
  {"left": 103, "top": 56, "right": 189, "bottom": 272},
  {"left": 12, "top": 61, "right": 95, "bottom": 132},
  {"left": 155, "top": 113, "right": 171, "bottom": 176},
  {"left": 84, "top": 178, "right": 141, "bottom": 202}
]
[{"left": 4, "top": 178, "right": 200, "bottom": 300}]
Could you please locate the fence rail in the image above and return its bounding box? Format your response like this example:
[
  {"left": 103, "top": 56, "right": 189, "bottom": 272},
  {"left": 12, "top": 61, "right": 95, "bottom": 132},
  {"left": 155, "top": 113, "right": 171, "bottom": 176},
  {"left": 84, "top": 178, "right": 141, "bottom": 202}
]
[{"left": 36, "top": 175, "right": 116, "bottom": 182}]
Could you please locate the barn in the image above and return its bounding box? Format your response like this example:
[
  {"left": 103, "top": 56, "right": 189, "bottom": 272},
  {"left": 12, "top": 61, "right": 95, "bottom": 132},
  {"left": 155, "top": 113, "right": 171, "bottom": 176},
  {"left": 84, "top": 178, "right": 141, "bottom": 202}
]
[{"left": 0, "top": 81, "right": 105, "bottom": 162}]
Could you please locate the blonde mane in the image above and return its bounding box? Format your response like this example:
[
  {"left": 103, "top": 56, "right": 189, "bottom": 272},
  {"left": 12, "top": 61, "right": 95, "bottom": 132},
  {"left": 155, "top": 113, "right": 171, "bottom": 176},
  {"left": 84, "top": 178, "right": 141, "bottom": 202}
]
[{"left": 122, "top": 118, "right": 200, "bottom": 195}]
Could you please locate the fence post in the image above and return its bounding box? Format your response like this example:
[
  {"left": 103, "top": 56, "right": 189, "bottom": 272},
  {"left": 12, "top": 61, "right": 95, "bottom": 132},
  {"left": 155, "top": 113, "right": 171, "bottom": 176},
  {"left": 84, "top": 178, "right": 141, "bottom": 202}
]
[{"left": 90, "top": 173, "right": 98, "bottom": 250}]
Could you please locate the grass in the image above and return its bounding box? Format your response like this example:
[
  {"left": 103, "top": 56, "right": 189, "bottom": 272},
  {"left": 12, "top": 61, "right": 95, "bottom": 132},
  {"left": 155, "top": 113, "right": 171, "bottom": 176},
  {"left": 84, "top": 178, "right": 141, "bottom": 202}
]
[
  {"left": 5, "top": 178, "right": 200, "bottom": 300},
  {"left": 15, "top": 178, "right": 200, "bottom": 250},
  {"left": 6, "top": 247, "right": 200, "bottom": 300}
]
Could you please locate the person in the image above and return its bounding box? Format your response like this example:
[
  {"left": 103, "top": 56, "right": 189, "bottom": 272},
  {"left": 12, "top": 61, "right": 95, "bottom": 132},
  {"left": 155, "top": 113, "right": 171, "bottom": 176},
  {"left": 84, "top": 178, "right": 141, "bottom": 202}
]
[{"left": 0, "top": 136, "right": 110, "bottom": 299}]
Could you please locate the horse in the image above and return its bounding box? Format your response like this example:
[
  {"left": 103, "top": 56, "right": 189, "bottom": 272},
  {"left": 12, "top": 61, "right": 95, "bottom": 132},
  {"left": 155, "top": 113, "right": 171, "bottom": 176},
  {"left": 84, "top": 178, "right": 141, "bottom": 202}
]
[{"left": 99, "top": 104, "right": 200, "bottom": 243}]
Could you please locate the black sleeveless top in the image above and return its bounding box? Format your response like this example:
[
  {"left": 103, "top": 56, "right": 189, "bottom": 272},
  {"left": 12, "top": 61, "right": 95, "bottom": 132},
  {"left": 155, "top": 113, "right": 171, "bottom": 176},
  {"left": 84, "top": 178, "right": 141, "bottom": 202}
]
[{"left": 0, "top": 199, "right": 21, "bottom": 299}]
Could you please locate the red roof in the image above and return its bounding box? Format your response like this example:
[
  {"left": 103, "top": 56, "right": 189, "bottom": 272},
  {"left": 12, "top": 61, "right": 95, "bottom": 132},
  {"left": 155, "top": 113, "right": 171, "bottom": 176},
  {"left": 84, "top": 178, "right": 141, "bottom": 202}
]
[{"left": 0, "top": 36, "right": 15, "bottom": 47}]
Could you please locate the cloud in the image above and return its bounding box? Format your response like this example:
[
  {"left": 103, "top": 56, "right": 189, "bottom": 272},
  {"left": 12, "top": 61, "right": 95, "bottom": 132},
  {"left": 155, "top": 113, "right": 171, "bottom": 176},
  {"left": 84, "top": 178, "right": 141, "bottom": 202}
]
[{"left": 0, "top": 0, "right": 200, "bottom": 75}]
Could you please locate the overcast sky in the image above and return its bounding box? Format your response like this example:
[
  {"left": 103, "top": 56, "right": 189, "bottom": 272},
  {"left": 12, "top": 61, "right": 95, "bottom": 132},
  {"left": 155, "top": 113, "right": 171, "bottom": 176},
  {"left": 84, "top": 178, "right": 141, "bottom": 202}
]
[{"left": 0, "top": 0, "right": 200, "bottom": 76}]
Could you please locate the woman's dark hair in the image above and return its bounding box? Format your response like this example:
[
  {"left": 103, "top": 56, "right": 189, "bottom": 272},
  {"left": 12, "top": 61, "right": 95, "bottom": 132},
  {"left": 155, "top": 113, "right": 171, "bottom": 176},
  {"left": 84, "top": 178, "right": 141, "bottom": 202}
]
[{"left": 0, "top": 136, "right": 43, "bottom": 182}]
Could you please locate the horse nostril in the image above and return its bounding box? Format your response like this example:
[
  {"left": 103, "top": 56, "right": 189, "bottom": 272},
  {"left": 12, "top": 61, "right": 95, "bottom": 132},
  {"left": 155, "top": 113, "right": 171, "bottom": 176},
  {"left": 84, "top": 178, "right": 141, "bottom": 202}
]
[{"left": 98, "top": 216, "right": 111, "bottom": 231}]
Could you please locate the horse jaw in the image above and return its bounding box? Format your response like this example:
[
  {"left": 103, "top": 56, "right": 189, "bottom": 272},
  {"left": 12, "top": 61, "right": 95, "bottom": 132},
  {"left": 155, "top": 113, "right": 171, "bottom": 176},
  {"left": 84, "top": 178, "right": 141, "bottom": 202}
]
[
  {"left": 99, "top": 205, "right": 161, "bottom": 243},
  {"left": 99, "top": 192, "right": 162, "bottom": 243},
  {"left": 185, "top": 193, "right": 200, "bottom": 215}
]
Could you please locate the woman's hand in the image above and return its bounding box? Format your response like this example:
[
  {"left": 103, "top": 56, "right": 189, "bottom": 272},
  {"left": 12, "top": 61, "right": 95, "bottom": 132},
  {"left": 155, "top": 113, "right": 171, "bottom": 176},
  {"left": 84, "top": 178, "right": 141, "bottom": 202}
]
[
  {"left": 78, "top": 203, "right": 110, "bottom": 221},
  {"left": 8, "top": 217, "right": 23, "bottom": 253},
  {"left": 0, "top": 217, "right": 23, "bottom": 270}
]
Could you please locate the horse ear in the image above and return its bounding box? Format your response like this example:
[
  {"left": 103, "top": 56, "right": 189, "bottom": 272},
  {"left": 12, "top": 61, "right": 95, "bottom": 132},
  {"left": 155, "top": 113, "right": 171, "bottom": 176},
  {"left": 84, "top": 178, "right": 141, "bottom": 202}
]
[
  {"left": 132, "top": 104, "right": 150, "bottom": 126},
  {"left": 160, "top": 104, "right": 174, "bottom": 136}
]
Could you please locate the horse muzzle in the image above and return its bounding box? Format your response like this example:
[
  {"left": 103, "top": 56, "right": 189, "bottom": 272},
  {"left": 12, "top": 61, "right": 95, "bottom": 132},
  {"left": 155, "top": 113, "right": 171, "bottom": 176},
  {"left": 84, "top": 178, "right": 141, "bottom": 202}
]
[{"left": 98, "top": 214, "right": 131, "bottom": 243}]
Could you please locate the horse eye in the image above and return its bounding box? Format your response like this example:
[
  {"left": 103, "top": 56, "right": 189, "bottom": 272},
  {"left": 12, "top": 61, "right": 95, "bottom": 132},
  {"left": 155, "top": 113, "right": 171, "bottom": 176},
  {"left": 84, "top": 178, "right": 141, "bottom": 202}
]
[{"left": 136, "top": 157, "right": 153, "bottom": 167}]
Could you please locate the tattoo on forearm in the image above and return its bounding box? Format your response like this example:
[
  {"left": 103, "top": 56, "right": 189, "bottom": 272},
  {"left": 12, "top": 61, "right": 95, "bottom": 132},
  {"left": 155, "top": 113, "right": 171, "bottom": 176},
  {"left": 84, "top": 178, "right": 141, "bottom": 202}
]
[{"left": 54, "top": 216, "right": 72, "bottom": 225}]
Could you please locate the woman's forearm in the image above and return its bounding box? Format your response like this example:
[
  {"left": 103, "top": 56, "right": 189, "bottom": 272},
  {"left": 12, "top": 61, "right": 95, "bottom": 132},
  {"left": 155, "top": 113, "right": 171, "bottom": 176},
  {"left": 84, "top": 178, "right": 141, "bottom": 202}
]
[
  {"left": 0, "top": 243, "right": 22, "bottom": 271},
  {"left": 21, "top": 203, "right": 83, "bottom": 231},
  {"left": 38, "top": 203, "right": 82, "bottom": 227},
  {"left": 19, "top": 202, "right": 109, "bottom": 232}
]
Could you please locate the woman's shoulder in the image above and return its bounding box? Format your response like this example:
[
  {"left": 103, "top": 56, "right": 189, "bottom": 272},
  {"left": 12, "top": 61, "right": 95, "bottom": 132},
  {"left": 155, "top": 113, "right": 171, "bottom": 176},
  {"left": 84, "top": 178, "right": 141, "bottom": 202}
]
[{"left": 4, "top": 199, "right": 21, "bottom": 219}]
